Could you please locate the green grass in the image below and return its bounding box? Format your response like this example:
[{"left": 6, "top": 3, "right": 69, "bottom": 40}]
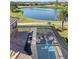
[
  {"left": 59, "top": 30, "right": 68, "bottom": 43},
  {"left": 18, "top": 5, "right": 66, "bottom": 9},
  {"left": 18, "top": 28, "right": 31, "bottom": 31},
  {"left": 59, "top": 30, "right": 68, "bottom": 38},
  {"left": 54, "top": 23, "right": 68, "bottom": 39},
  {"left": 53, "top": 24, "right": 68, "bottom": 43}
]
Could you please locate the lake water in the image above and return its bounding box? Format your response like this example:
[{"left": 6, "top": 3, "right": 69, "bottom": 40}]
[{"left": 21, "top": 8, "right": 60, "bottom": 20}]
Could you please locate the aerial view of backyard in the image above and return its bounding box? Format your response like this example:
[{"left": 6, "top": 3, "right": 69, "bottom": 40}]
[{"left": 10, "top": 0, "right": 68, "bottom": 59}]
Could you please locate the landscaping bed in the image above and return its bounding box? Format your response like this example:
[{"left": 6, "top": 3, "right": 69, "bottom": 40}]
[{"left": 54, "top": 25, "right": 68, "bottom": 43}]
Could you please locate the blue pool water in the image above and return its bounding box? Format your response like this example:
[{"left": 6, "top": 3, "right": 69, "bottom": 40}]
[
  {"left": 36, "top": 37, "right": 57, "bottom": 59},
  {"left": 37, "top": 45, "right": 56, "bottom": 59},
  {"left": 20, "top": 8, "right": 60, "bottom": 20}
]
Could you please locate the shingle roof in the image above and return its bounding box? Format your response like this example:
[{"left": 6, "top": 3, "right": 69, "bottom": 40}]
[{"left": 10, "top": 16, "right": 19, "bottom": 25}]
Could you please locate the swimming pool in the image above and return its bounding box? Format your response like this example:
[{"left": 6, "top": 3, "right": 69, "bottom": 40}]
[
  {"left": 37, "top": 44, "right": 56, "bottom": 59},
  {"left": 36, "top": 29, "right": 57, "bottom": 59}
]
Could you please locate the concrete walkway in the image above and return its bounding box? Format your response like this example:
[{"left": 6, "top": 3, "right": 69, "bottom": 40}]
[
  {"left": 18, "top": 22, "right": 48, "bottom": 26},
  {"left": 31, "top": 28, "right": 38, "bottom": 59},
  {"left": 18, "top": 22, "right": 68, "bottom": 26}
]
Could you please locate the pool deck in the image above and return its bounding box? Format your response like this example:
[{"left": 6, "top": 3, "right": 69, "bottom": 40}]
[{"left": 31, "top": 28, "right": 38, "bottom": 59}]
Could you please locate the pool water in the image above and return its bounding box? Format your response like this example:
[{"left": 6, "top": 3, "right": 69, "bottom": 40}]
[
  {"left": 20, "top": 8, "right": 60, "bottom": 20},
  {"left": 37, "top": 45, "right": 56, "bottom": 59},
  {"left": 36, "top": 35, "right": 57, "bottom": 59}
]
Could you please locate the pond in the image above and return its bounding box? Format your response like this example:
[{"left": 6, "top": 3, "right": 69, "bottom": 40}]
[{"left": 20, "top": 8, "right": 60, "bottom": 20}]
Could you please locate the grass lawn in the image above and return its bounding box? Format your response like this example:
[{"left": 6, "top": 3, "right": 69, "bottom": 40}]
[
  {"left": 59, "top": 30, "right": 68, "bottom": 39},
  {"left": 59, "top": 30, "right": 68, "bottom": 43},
  {"left": 53, "top": 23, "right": 68, "bottom": 43},
  {"left": 18, "top": 5, "right": 66, "bottom": 9},
  {"left": 18, "top": 28, "right": 32, "bottom": 31}
]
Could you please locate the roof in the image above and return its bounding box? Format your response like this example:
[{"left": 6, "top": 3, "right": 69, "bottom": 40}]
[{"left": 10, "top": 16, "right": 19, "bottom": 25}]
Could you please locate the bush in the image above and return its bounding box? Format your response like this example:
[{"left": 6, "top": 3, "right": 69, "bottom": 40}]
[
  {"left": 12, "top": 9, "right": 22, "bottom": 13},
  {"left": 48, "top": 21, "right": 51, "bottom": 25},
  {"left": 65, "top": 37, "right": 68, "bottom": 43}
]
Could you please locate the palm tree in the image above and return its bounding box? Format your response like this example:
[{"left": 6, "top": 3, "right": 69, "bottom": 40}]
[
  {"left": 57, "top": 7, "right": 67, "bottom": 30},
  {"left": 56, "top": 0, "right": 58, "bottom": 6}
]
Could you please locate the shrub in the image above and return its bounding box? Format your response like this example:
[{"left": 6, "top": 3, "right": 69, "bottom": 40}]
[{"left": 48, "top": 21, "right": 51, "bottom": 25}]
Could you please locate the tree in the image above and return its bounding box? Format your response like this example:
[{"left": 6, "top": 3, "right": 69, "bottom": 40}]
[
  {"left": 10, "top": 1, "right": 17, "bottom": 12},
  {"left": 35, "top": 3, "right": 38, "bottom": 6},
  {"left": 55, "top": 0, "right": 58, "bottom": 6},
  {"left": 57, "top": 7, "right": 68, "bottom": 30}
]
